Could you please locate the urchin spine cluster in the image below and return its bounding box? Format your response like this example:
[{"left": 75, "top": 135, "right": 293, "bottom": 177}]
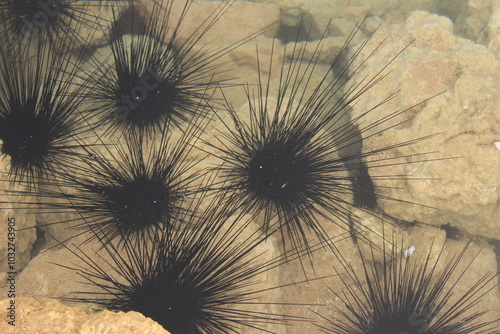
[
  {"left": 0, "top": 23, "right": 94, "bottom": 188},
  {"left": 2, "top": 1, "right": 318, "bottom": 332},
  {"left": 0, "top": 0, "right": 108, "bottom": 46},
  {"left": 207, "top": 23, "right": 437, "bottom": 257},
  {"left": 82, "top": 0, "right": 253, "bottom": 137},
  {"left": 27, "top": 125, "right": 205, "bottom": 246},
  {"left": 62, "top": 191, "right": 309, "bottom": 333}
]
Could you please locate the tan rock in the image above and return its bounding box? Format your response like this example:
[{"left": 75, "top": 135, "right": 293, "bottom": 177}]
[
  {"left": 348, "top": 11, "right": 500, "bottom": 239},
  {"left": 0, "top": 297, "right": 169, "bottom": 334},
  {"left": 80, "top": 309, "right": 169, "bottom": 334}
]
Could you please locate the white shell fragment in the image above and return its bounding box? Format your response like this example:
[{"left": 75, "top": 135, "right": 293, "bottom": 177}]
[{"left": 404, "top": 245, "right": 416, "bottom": 257}]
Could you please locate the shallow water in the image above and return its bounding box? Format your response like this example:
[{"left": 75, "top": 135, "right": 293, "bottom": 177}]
[{"left": 0, "top": 0, "right": 498, "bottom": 333}]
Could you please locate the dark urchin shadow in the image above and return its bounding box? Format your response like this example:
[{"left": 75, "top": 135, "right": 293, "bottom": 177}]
[
  {"left": 58, "top": 189, "right": 317, "bottom": 334},
  {"left": 82, "top": 0, "right": 259, "bottom": 138},
  {"left": 315, "top": 235, "right": 499, "bottom": 333},
  {"left": 205, "top": 21, "right": 439, "bottom": 261},
  {"left": 0, "top": 20, "right": 97, "bottom": 190}
]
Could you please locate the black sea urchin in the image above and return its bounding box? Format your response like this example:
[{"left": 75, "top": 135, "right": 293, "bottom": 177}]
[
  {"left": 61, "top": 190, "right": 310, "bottom": 333},
  {"left": 23, "top": 119, "right": 206, "bottom": 245},
  {"left": 207, "top": 23, "right": 436, "bottom": 255},
  {"left": 316, "top": 237, "right": 499, "bottom": 334},
  {"left": 0, "top": 29, "right": 94, "bottom": 189},
  {"left": 0, "top": 0, "right": 102, "bottom": 45},
  {"left": 84, "top": 0, "right": 253, "bottom": 138}
]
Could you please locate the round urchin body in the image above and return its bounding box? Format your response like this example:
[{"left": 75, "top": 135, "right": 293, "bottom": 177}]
[{"left": 25, "top": 124, "right": 205, "bottom": 245}]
